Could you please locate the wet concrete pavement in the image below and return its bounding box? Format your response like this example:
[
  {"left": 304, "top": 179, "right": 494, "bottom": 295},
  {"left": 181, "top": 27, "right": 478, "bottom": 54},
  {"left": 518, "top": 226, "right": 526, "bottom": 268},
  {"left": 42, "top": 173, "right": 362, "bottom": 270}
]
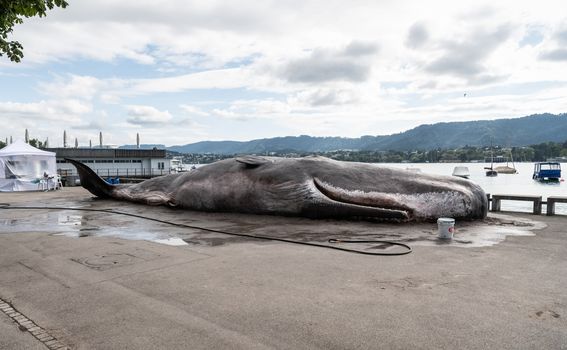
[{"left": 0, "top": 188, "right": 566, "bottom": 349}]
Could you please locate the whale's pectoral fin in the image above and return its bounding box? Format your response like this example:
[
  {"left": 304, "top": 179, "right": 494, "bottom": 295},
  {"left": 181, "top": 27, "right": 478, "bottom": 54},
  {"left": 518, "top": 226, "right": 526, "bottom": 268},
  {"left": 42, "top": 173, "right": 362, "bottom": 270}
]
[
  {"left": 308, "top": 199, "right": 410, "bottom": 221},
  {"left": 312, "top": 177, "right": 412, "bottom": 221},
  {"left": 235, "top": 156, "right": 270, "bottom": 168}
]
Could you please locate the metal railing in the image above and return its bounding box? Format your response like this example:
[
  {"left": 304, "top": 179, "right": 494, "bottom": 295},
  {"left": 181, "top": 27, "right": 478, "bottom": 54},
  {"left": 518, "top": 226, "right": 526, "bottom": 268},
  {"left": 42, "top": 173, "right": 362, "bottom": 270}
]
[
  {"left": 48, "top": 148, "right": 166, "bottom": 158},
  {"left": 58, "top": 168, "right": 174, "bottom": 178}
]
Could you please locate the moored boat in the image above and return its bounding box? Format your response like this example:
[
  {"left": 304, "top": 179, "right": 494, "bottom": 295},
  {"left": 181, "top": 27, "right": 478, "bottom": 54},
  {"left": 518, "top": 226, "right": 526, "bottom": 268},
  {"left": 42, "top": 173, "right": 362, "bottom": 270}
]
[
  {"left": 485, "top": 143, "right": 498, "bottom": 177},
  {"left": 532, "top": 162, "right": 561, "bottom": 181},
  {"left": 494, "top": 165, "right": 518, "bottom": 174},
  {"left": 452, "top": 166, "right": 470, "bottom": 179},
  {"left": 495, "top": 151, "right": 518, "bottom": 174}
]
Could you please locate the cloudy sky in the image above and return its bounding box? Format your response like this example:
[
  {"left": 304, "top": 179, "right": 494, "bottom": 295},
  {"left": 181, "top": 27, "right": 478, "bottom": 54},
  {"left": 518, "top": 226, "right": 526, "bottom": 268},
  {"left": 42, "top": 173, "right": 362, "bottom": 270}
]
[{"left": 1, "top": 0, "right": 567, "bottom": 147}]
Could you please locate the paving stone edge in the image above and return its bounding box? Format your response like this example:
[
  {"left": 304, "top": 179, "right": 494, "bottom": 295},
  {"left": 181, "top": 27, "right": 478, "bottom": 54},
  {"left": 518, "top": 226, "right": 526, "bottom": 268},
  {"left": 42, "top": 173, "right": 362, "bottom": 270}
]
[{"left": 0, "top": 297, "right": 69, "bottom": 350}]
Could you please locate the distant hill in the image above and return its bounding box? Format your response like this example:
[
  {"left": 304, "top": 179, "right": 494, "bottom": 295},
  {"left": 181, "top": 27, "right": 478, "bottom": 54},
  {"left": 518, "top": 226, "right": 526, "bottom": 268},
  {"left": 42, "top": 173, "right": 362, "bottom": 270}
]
[
  {"left": 166, "top": 113, "right": 567, "bottom": 154},
  {"left": 119, "top": 144, "right": 166, "bottom": 150},
  {"left": 168, "top": 136, "right": 364, "bottom": 154}
]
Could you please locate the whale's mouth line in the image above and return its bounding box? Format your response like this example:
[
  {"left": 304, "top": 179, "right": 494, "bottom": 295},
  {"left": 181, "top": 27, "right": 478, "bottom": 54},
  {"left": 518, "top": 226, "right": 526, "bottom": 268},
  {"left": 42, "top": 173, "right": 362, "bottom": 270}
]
[{"left": 313, "top": 177, "right": 412, "bottom": 220}]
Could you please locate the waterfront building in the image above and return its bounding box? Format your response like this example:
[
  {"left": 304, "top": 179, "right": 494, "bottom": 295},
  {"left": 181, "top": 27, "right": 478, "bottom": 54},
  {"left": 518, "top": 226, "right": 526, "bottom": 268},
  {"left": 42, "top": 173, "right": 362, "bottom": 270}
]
[{"left": 47, "top": 147, "right": 171, "bottom": 184}]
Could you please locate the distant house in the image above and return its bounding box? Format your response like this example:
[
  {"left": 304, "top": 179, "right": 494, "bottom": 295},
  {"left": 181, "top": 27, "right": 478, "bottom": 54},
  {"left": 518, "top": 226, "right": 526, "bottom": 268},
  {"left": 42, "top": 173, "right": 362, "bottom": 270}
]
[{"left": 547, "top": 156, "right": 567, "bottom": 163}]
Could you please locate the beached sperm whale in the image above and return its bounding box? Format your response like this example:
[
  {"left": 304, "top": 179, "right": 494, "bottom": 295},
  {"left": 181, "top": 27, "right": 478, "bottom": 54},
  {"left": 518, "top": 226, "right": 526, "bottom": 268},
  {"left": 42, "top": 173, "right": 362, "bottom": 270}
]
[{"left": 66, "top": 156, "right": 488, "bottom": 222}]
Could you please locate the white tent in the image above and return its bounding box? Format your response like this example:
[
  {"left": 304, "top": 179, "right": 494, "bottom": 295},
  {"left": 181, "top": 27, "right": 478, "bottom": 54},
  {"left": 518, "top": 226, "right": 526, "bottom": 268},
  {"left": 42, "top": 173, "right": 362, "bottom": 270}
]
[{"left": 0, "top": 140, "right": 57, "bottom": 192}]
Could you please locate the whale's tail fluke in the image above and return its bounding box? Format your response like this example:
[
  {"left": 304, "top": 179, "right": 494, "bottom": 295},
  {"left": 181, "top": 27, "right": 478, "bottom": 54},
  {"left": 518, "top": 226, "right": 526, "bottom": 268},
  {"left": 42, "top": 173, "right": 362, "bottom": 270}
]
[{"left": 65, "top": 158, "right": 115, "bottom": 198}]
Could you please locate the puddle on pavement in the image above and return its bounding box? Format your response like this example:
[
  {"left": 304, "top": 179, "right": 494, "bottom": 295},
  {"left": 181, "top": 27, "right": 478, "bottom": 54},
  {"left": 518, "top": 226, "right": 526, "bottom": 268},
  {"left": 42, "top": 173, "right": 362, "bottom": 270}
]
[
  {"left": 398, "top": 217, "right": 540, "bottom": 248},
  {"left": 153, "top": 237, "right": 188, "bottom": 246},
  {"left": 0, "top": 200, "right": 544, "bottom": 249},
  {"left": 0, "top": 207, "right": 189, "bottom": 246}
]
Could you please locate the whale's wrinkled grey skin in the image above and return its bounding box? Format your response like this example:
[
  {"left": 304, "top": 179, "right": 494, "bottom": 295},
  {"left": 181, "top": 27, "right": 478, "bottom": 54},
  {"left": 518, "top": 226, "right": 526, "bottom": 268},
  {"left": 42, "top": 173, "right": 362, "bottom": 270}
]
[{"left": 66, "top": 156, "right": 488, "bottom": 222}]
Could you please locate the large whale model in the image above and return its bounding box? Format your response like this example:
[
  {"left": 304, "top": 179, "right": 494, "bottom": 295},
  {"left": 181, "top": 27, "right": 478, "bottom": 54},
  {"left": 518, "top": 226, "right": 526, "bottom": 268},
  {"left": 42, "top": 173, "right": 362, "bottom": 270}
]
[{"left": 66, "top": 156, "right": 488, "bottom": 222}]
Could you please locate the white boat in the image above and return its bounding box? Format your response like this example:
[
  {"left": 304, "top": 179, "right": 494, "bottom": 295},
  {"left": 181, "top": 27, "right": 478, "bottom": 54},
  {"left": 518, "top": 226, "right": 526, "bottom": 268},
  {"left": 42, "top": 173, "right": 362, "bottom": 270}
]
[
  {"left": 494, "top": 152, "right": 517, "bottom": 174},
  {"left": 494, "top": 165, "right": 517, "bottom": 174},
  {"left": 452, "top": 166, "right": 470, "bottom": 179},
  {"left": 170, "top": 157, "right": 187, "bottom": 173}
]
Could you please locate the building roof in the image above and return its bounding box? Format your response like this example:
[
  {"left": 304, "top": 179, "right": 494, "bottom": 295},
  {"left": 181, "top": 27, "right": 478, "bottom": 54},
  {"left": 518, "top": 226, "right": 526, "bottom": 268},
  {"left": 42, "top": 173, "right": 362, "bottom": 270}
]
[
  {"left": 46, "top": 148, "right": 166, "bottom": 159},
  {"left": 0, "top": 139, "right": 56, "bottom": 157}
]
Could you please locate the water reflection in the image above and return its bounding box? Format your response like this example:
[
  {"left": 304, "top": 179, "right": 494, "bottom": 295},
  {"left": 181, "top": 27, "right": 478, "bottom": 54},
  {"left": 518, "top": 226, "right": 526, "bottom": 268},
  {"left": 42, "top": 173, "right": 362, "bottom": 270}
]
[
  {"left": 0, "top": 219, "right": 18, "bottom": 226},
  {"left": 58, "top": 214, "right": 83, "bottom": 226},
  {"left": 0, "top": 208, "right": 188, "bottom": 246}
]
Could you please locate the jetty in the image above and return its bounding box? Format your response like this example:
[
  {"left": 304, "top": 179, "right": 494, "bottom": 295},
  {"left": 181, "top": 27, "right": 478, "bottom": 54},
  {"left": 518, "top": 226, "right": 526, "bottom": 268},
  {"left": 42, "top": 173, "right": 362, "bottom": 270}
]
[
  {"left": 0, "top": 188, "right": 565, "bottom": 349},
  {"left": 488, "top": 193, "right": 566, "bottom": 216}
]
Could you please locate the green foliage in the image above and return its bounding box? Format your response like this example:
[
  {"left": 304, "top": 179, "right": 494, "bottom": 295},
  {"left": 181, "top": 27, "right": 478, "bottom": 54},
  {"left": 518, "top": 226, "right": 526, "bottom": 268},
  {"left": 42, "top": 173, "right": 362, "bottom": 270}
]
[
  {"left": 530, "top": 142, "right": 563, "bottom": 161},
  {"left": 28, "top": 138, "right": 44, "bottom": 148},
  {"left": 0, "top": 0, "right": 68, "bottom": 62},
  {"left": 0, "top": 139, "right": 43, "bottom": 149}
]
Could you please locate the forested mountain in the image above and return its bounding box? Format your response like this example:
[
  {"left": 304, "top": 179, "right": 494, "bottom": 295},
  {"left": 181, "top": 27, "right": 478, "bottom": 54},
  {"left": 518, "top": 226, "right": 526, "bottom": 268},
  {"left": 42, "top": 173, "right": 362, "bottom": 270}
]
[{"left": 166, "top": 113, "right": 567, "bottom": 154}]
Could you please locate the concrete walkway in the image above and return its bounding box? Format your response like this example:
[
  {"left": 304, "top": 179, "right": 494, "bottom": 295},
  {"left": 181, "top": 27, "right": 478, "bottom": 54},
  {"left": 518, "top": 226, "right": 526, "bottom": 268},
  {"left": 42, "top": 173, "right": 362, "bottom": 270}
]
[{"left": 0, "top": 188, "right": 566, "bottom": 349}]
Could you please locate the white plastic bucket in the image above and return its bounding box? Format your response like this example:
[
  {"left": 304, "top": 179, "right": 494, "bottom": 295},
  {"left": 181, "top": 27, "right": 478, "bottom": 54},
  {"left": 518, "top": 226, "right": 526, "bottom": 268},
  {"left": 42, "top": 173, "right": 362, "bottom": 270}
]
[{"left": 437, "top": 218, "right": 455, "bottom": 239}]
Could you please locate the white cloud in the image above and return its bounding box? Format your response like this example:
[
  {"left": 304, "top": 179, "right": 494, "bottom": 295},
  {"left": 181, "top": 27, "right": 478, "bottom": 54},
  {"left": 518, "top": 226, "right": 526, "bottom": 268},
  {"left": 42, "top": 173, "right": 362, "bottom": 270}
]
[
  {"left": 212, "top": 108, "right": 245, "bottom": 121},
  {"left": 539, "top": 26, "right": 567, "bottom": 62},
  {"left": 406, "top": 22, "right": 429, "bottom": 49},
  {"left": 425, "top": 25, "right": 513, "bottom": 82},
  {"left": 126, "top": 105, "right": 173, "bottom": 125},
  {"left": 290, "top": 88, "right": 359, "bottom": 107},
  {"left": 179, "top": 104, "right": 209, "bottom": 117},
  {"left": 0, "top": 99, "right": 90, "bottom": 122},
  {"left": 281, "top": 41, "right": 378, "bottom": 83},
  {"left": 129, "top": 68, "right": 252, "bottom": 93},
  {"left": 38, "top": 75, "right": 103, "bottom": 100}
]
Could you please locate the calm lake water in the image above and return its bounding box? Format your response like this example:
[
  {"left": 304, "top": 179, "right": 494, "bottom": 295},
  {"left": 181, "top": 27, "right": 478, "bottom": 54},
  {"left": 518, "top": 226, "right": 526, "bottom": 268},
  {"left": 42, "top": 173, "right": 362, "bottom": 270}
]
[{"left": 385, "top": 162, "right": 566, "bottom": 215}]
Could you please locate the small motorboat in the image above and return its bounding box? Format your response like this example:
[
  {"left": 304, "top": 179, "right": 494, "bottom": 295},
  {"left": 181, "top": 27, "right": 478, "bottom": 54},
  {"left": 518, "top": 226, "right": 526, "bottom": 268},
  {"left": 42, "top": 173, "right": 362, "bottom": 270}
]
[
  {"left": 533, "top": 162, "right": 561, "bottom": 182},
  {"left": 452, "top": 166, "right": 470, "bottom": 179}
]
